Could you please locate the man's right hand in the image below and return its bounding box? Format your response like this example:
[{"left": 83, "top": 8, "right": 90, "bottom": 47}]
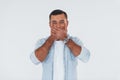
[{"left": 50, "top": 28, "right": 57, "bottom": 41}]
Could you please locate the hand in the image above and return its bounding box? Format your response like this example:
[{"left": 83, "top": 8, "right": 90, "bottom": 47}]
[
  {"left": 50, "top": 29, "right": 56, "bottom": 41},
  {"left": 51, "top": 27, "right": 67, "bottom": 40},
  {"left": 55, "top": 27, "right": 67, "bottom": 40}
]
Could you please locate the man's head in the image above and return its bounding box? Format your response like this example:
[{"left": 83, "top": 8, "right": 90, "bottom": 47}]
[
  {"left": 49, "top": 9, "right": 68, "bottom": 20},
  {"left": 49, "top": 9, "right": 68, "bottom": 30}
]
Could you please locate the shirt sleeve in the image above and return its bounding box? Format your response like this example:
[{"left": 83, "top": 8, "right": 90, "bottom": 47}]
[
  {"left": 71, "top": 36, "right": 90, "bottom": 63},
  {"left": 30, "top": 38, "right": 46, "bottom": 65}
]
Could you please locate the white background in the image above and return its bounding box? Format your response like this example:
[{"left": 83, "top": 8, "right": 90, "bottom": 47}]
[{"left": 0, "top": 0, "right": 120, "bottom": 80}]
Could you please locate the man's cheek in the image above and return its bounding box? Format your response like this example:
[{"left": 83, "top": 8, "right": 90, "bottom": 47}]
[{"left": 60, "top": 27, "right": 65, "bottom": 30}]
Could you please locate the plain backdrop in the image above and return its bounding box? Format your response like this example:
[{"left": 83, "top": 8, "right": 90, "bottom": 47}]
[{"left": 0, "top": 0, "right": 120, "bottom": 80}]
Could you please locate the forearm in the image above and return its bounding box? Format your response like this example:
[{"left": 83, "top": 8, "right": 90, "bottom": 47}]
[
  {"left": 35, "top": 36, "right": 54, "bottom": 62},
  {"left": 66, "top": 39, "right": 82, "bottom": 57}
]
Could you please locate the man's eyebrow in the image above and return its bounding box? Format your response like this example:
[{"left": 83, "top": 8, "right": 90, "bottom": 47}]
[{"left": 51, "top": 20, "right": 57, "bottom": 22}]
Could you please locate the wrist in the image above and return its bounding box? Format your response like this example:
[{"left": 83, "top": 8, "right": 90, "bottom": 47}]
[
  {"left": 48, "top": 36, "right": 55, "bottom": 43},
  {"left": 63, "top": 35, "right": 70, "bottom": 44}
]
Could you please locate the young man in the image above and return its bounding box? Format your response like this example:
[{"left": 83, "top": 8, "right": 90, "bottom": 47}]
[{"left": 30, "top": 9, "right": 90, "bottom": 80}]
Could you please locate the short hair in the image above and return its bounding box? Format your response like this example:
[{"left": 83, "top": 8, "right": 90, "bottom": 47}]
[{"left": 49, "top": 9, "right": 68, "bottom": 20}]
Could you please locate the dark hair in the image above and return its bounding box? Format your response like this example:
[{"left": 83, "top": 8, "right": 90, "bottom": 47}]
[{"left": 49, "top": 9, "right": 68, "bottom": 20}]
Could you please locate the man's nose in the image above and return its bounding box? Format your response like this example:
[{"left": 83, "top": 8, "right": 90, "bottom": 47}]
[{"left": 56, "top": 23, "right": 60, "bottom": 28}]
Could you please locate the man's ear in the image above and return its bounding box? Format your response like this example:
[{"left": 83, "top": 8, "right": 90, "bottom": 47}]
[
  {"left": 49, "top": 22, "right": 51, "bottom": 28},
  {"left": 67, "top": 20, "right": 69, "bottom": 27}
]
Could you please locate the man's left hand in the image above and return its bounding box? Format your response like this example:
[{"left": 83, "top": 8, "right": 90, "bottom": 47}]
[{"left": 53, "top": 27, "right": 67, "bottom": 40}]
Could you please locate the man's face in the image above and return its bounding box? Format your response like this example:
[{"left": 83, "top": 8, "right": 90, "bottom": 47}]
[{"left": 49, "top": 14, "right": 68, "bottom": 31}]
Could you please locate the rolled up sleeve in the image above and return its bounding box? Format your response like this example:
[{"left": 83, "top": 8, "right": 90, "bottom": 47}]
[
  {"left": 71, "top": 36, "right": 90, "bottom": 63},
  {"left": 77, "top": 46, "right": 90, "bottom": 63},
  {"left": 30, "top": 51, "right": 41, "bottom": 65},
  {"left": 30, "top": 38, "right": 46, "bottom": 65}
]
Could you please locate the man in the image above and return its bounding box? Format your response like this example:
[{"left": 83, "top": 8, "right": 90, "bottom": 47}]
[{"left": 30, "top": 9, "right": 90, "bottom": 80}]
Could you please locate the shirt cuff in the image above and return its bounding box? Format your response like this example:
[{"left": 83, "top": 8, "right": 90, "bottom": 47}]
[
  {"left": 30, "top": 51, "right": 41, "bottom": 65},
  {"left": 77, "top": 46, "right": 90, "bottom": 63}
]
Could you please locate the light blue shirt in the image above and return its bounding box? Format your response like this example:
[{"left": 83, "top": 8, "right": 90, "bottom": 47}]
[{"left": 30, "top": 35, "right": 90, "bottom": 80}]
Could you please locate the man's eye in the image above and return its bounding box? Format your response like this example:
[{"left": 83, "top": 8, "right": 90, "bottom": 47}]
[
  {"left": 52, "top": 22, "right": 57, "bottom": 24},
  {"left": 60, "top": 21, "right": 64, "bottom": 24}
]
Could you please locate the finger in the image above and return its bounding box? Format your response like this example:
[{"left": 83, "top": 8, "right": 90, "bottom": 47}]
[
  {"left": 53, "top": 27, "right": 60, "bottom": 31},
  {"left": 52, "top": 28, "right": 59, "bottom": 33},
  {"left": 51, "top": 30, "right": 56, "bottom": 35}
]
